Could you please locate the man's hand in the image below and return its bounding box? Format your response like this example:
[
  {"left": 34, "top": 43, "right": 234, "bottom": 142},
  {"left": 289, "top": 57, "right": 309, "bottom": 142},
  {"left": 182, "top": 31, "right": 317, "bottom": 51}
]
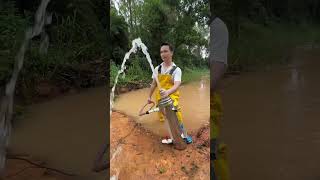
[
  {"left": 211, "top": 61, "right": 226, "bottom": 93},
  {"left": 160, "top": 89, "right": 170, "bottom": 98}
]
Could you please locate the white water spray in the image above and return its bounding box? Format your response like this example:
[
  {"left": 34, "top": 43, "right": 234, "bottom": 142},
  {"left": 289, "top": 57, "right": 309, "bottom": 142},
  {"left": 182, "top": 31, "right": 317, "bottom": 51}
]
[
  {"left": 110, "top": 38, "right": 160, "bottom": 116},
  {"left": 109, "top": 38, "right": 162, "bottom": 180},
  {"left": 0, "top": 0, "right": 52, "bottom": 174}
]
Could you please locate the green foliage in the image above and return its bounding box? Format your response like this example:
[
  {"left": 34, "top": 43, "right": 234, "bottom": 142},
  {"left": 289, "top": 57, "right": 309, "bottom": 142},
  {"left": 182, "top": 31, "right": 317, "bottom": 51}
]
[
  {"left": 158, "top": 167, "right": 166, "bottom": 174},
  {"left": 0, "top": 1, "right": 29, "bottom": 84},
  {"left": 0, "top": 0, "right": 109, "bottom": 102},
  {"left": 110, "top": 56, "right": 152, "bottom": 87},
  {"left": 212, "top": 0, "right": 320, "bottom": 72},
  {"left": 111, "top": 8, "right": 129, "bottom": 65},
  {"left": 182, "top": 67, "right": 209, "bottom": 84},
  {"left": 109, "top": 0, "right": 210, "bottom": 88},
  {"left": 111, "top": 59, "right": 209, "bottom": 87},
  {"left": 215, "top": 0, "right": 320, "bottom": 27},
  {"left": 113, "top": 0, "right": 209, "bottom": 67},
  {"left": 139, "top": 0, "right": 172, "bottom": 65},
  {"left": 49, "top": 0, "right": 107, "bottom": 62},
  {"left": 228, "top": 22, "right": 320, "bottom": 71}
]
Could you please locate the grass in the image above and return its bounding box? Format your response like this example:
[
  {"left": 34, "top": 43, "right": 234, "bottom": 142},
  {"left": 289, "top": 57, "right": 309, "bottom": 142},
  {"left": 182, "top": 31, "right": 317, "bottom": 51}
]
[
  {"left": 110, "top": 60, "right": 209, "bottom": 88},
  {"left": 182, "top": 67, "right": 209, "bottom": 84},
  {"left": 158, "top": 167, "right": 166, "bottom": 174}
]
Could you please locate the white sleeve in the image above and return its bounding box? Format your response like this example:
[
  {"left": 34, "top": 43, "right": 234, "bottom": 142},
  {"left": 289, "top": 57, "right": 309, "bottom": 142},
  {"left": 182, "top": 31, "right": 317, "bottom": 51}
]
[
  {"left": 152, "top": 66, "right": 159, "bottom": 79},
  {"left": 173, "top": 67, "right": 182, "bottom": 82},
  {"left": 210, "top": 18, "right": 229, "bottom": 65}
]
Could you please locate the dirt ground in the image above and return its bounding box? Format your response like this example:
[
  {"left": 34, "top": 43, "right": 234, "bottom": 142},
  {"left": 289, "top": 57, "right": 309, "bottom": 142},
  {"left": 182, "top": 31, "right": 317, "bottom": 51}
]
[{"left": 110, "top": 111, "right": 210, "bottom": 180}]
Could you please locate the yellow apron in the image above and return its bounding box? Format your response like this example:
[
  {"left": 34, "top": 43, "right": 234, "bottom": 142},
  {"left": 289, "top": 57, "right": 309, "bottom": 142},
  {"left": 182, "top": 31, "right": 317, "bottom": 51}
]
[
  {"left": 155, "top": 68, "right": 183, "bottom": 123},
  {"left": 211, "top": 92, "right": 230, "bottom": 180}
]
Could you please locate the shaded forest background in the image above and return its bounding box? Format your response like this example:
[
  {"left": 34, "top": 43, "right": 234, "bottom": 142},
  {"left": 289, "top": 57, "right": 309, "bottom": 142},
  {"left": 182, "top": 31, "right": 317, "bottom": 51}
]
[
  {"left": 110, "top": 0, "right": 210, "bottom": 87},
  {"left": 111, "top": 0, "right": 320, "bottom": 87},
  {"left": 1, "top": 0, "right": 320, "bottom": 102},
  {"left": 0, "top": 0, "right": 109, "bottom": 103},
  {"left": 212, "top": 0, "right": 320, "bottom": 71}
]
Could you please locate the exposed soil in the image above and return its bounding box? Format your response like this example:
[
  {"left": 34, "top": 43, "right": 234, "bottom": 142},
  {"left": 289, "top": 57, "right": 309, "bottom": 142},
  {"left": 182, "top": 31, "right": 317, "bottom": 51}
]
[{"left": 110, "top": 111, "right": 210, "bottom": 180}]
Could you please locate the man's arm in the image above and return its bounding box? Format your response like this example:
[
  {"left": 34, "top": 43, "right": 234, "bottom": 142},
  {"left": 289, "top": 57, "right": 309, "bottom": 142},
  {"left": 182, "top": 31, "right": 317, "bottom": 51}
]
[
  {"left": 211, "top": 61, "right": 226, "bottom": 93},
  {"left": 210, "top": 18, "right": 229, "bottom": 93},
  {"left": 167, "top": 81, "right": 181, "bottom": 94},
  {"left": 160, "top": 81, "right": 181, "bottom": 98},
  {"left": 92, "top": 142, "right": 109, "bottom": 172}
]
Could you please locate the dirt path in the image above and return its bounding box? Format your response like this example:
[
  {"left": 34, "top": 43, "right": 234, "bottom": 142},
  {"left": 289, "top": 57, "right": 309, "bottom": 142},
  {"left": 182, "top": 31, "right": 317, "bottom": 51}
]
[{"left": 110, "top": 111, "right": 210, "bottom": 180}]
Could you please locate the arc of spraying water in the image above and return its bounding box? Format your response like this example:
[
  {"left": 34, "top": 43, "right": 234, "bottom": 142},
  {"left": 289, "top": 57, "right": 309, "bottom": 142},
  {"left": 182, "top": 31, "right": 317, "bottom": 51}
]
[
  {"left": 110, "top": 38, "right": 161, "bottom": 116},
  {"left": 0, "top": 0, "right": 52, "bottom": 175}
]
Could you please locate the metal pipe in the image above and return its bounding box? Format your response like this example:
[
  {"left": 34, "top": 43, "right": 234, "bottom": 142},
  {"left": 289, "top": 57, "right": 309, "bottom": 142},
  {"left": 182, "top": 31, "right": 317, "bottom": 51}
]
[{"left": 158, "top": 96, "right": 186, "bottom": 150}]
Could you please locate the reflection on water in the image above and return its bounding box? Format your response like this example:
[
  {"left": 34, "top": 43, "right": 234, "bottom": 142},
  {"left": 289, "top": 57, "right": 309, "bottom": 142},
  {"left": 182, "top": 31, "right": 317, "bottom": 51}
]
[{"left": 222, "top": 49, "right": 320, "bottom": 180}]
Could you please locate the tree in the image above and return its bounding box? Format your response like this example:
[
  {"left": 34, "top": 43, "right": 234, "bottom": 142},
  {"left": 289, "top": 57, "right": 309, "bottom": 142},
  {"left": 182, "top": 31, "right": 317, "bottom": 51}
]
[{"left": 110, "top": 7, "right": 129, "bottom": 65}]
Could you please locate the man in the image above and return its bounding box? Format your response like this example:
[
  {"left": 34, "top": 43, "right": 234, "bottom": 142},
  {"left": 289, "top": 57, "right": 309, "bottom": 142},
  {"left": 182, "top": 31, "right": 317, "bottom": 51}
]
[
  {"left": 147, "top": 43, "right": 192, "bottom": 144},
  {"left": 210, "top": 16, "right": 230, "bottom": 180}
]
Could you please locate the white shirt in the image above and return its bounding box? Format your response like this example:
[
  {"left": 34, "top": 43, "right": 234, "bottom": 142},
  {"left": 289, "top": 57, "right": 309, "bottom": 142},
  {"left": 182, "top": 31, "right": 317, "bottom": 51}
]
[
  {"left": 152, "top": 62, "right": 182, "bottom": 82},
  {"left": 210, "top": 17, "right": 229, "bottom": 65}
]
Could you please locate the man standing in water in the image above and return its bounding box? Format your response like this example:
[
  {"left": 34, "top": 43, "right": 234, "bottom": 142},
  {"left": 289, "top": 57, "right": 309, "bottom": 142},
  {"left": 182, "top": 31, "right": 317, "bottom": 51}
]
[
  {"left": 210, "top": 11, "right": 231, "bottom": 180},
  {"left": 147, "top": 43, "right": 192, "bottom": 145}
]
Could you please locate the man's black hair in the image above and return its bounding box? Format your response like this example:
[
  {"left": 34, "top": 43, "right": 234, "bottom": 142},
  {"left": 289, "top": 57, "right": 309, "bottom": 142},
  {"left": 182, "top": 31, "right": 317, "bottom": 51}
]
[{"left": 160, "top": 42, "right": 174, "bottom": 52}]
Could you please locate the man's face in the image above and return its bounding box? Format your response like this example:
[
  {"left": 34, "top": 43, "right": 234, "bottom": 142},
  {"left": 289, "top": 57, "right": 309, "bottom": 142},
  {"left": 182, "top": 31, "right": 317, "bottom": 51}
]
[{"left": 160, "top": 45, "right": 173, "bottom": 62}]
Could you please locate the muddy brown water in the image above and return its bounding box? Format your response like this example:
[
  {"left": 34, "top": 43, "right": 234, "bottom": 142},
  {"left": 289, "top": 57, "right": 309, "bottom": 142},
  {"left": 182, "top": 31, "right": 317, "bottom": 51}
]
[
  {"left": 9, "top": 87, "right": 108, "bottom": 180},
  {"left": 221, "top": 49, "right": 320, "bottom": 180},
  {"left": 7, "top": 48, "right": 320, "bottom": 180},
  {"left": 7, "top": 76, "right": 210, "bottom": 179},
  {"left": 113, "top": 77, "right": 210, "bottom": 137}
]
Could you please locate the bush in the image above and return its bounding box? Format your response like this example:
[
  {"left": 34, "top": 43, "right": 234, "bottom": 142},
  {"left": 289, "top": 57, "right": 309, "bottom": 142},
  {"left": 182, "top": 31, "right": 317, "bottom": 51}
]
[{"left": 110, "top": 57, "right": 152, "bottom": 87}]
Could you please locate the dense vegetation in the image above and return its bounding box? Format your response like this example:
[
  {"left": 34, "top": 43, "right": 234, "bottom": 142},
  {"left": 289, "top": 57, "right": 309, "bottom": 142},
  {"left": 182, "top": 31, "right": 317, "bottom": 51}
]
[
  {"left": 1, "top": 0, "right": 319, "bottom": 99},
  {"left": 0, "top": 0, "right": 108, "bottom": 102},
  {"left": 110, "top": 0, "right": 210, "bottom": 87},
  {"left": 212, "top": 0, "right": 320, "bottom": 71}
]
